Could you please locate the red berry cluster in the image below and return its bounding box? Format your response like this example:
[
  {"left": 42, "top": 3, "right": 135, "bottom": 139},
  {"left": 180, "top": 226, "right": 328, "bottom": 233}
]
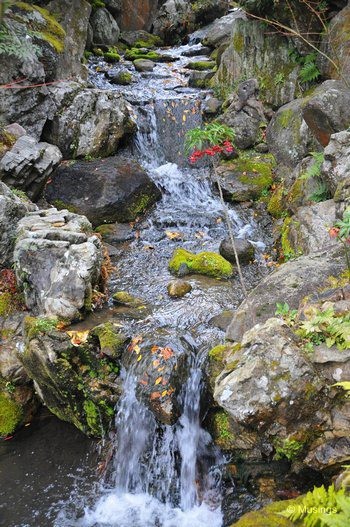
[{"left": 189, "top": 140, "right": 235, "bottom": 164}]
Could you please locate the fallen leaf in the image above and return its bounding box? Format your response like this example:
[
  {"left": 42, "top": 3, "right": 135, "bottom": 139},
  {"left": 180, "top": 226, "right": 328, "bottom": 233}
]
[
  {"left": 137, "top": 354, "right": 142, "bottom": 362},
  {"left": 165, "top": 230, "right": 182, "bottom": 240},
  {"left": 160, "top": 347, "right": 174, "bottom": 360},
  {"left": 139, "top": 379, "right": 148, "bottom": 386},
  {"left": 161, "top": 390, "right": 168, "bottom": 397},
  {"left": 153, "top": 359, "right": 160, "bottom": 368},
  {"left": 134, "top": 345, "right": 141, "bottom": 354},
  {"left": 67, "top": 330, "right": 90, "bottom": 346},
  {"left": 155, "top": 377, "right": 162, "bottom": 385},
  {"left": 150, "top": 392, "right": 161, "bottom": 400}
]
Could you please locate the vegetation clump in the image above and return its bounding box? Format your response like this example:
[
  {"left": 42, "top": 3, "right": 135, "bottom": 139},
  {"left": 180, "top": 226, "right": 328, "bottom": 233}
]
[
  {"left": 0, "top": 392, "right": 22, "bottom": 436},
  {"left": 185, "top": 60, "right": 216, "bottom": 71},
  {"left": 169, "top": 248, "right": 233, "bottom": 279},
  {"left": 124, "top": 48, "right": 162, "bottom": 62}
]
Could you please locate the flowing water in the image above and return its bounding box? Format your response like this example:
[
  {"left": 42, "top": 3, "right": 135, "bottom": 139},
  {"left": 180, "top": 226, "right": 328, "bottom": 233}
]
[{"left": 1, "top": 41, "right": 272, "bottom": 527}]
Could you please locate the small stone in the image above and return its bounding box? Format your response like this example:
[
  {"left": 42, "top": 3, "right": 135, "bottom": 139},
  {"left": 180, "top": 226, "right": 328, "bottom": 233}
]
[
  {"left": 167, "top": 280, "right": 192, "bottom": 298},
  {"left": 219, "top": 237, "right": 255, "bottom": 265},
  {"left": 112, "top": 291, "right": 144, "bottom": 307},
  {"left": 134, "top": 59, "right": 155, "bottom": 72}
]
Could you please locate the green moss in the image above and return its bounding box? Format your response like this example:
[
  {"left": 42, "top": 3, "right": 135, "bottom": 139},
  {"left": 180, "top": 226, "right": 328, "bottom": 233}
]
[
  {"left": 15, "top": 3, "right": 66, "bottom": 53},
  {"left": 83, "top": 399, "right": 101, "bottom": 436},
  {"left": 274, "top": 438, "right": 304, "bottom": 461},
  {"left": 134, "top": 34, "right": 163, "bottom": 49},
  {"left": 0, "top": 292, "right": 14, "bottom": 317},
  {"left": 51, "top": 199, "right": 78, "bottom": 214},
  {"left": 287, "top": 177, "right": 304, "bottom": 209},
  {"left": 0, "top": 128, "right": 16, "bottom": 157},
  {"left": 93, "top": 47, "right": 104, "bottom": 56},
  {"left": 104, "top": 48, "right": 121, "bottom": 63},
  {"left": 211, "top": 410, "right": 236, "bottom": 450},
  {"left": 281, "top": 217, "right": 303, "bottom": 261},
  {"left": 95, "top": 224, "right": 115, "bottom": 237},
  {"left": 112, "top": 291, "right": 144, "bottom": 307},
  {"left": 124, "top": 193, "right": 154, "bottom": 218},
  {"left": 209, "top": 344, "right": 230, "bottom": 362},
  {"left": 88, "top": 0, "right": 106, "bottom": 8},
  {"left": 124, "top": 48, "right": 162, "bottom": 61},
  {"left": 91, "top": 322, "right": 126, "bottom": 359},
  {"left": 277, "top": 108, "right": 295, "bottom": 129},
  {"left": 169, "top": 249, "right": 233, "bottom": 279},
  {"left": 24, "top": 316, "right": 58, "bottom": 340},
  {"left": 232, "top": 498, "right": 301, "bottom": 526},
  {"left": 0, "top": 392, "right": 23, "bottom": 436},
  {"left": 116, "top": 71, "right": 133, "bottom": 85},
  {"left": 233, "top": 32, "right": 244, "bottom": 53},
  {"left": 267, "top": 185, "right": 286, "bottom": 218},
  {"left": 186, "top": 61, "right": 216, "bottom": 71}
]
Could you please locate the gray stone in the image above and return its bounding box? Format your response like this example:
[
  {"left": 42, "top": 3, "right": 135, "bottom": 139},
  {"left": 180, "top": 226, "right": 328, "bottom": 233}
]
[
  {"left": 305, "top": 437, "right": 350, "bottom": 471},
  {"left": 0, "top": 182, "right": 37, "bottom": 268},
  {"left": 266, "top": 98, "right": 318, "bottom": 170},
  {"left": 322, "top": 130, "right": 350, "bottom": 194},
  {"left": 202, "top": 97, "right": 222, "bottom": 115},
  {"left": 45, "top": 155, "right": 161, "bottom": 227},
  {"left": 320, "top": 3, "right": 350, "bottom": 81},
  {"left": 286, "top": 200, "right": 337, "bottom": 256},
  {"left": 4, "top": 124, "right": 26, "bottom": 140},
  {"left": 219, "top": 237, "right": 255, "bottom": 265},
  {"left": 134, "top": 59, "right": 155, "bottom": 72},
  {"left": 188, "top": 70, "right": 214, "bottom": 88},
  {"left": 302, "top": 80, "right": 350, "bottom": 147},
  {"left": 190, "top": 11, "right": 246, "bottom": 48},
  {"left": 226, "top": 245, "right": 346, "bottom": 342},
  {"left": 43, "top": 82, "right": 135, "bottom": 158},
  {"left": 167, "top": 280, "right": 192, "bottom": 298},
  {"left": 90, "top": 8, "right": 120, "bottom": 46},
  {"left": 14, "top": 208, "right": 102, "bottom": 320},
  {"left": 104, "top": 0, "right": 122, "bottom": 17},
  {"left": 0, "top": 135, "right": 62, "bottom": 201}
]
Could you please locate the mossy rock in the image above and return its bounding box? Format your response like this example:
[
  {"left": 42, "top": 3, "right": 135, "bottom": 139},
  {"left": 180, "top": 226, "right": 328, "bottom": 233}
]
[
  {"left": 24, "top": 316, "right": 59, "bottom": 340},
  {"left": 112, "top": 291, "right": 145, "bottom": 307},
  {"left": 0, "top": 392, "right": 23, "bottom": 437},
  {"left": 267, "top": 185, "right": 286, "bottom": 218},
  {"left": 134, "top": 34, "right": 163, "bottom": 49},
  {"left": 169, "top": 248, "right": 233, "bottom": 279},
  {"left": 280, "top": 217, "right": 303, "bottom": 261},
  {"left": 217, "top": 152, "right": 275, "bottom": 202},
  {"left": 230, "top": 498, "right": 300, "bottom": 526},
  {"left": 111, "top": 71, "right": 133, "bottom": 85},
  {"left": 91, "top": 321, "right": 128, "bottom": 359},
  {"left": 0, "top": 292, "right": 14, "bottom": 317},
  {"left": 0, "top": 128, "right": 16, "bottom": 158},
  {"left": 104, "top": 50, "right": 121, "bottom": 63},
  {"left": 124, "top": 48, "right": 162, "bottom": 62},
  {"left": 209, "top": 409, "right": 238, "bottom": 451},
  {"left": 208, "top": 342, "right": 240, "bottom": 386},
  {"left": 185, "top": 60, "right": 216, "bottom": 71}
]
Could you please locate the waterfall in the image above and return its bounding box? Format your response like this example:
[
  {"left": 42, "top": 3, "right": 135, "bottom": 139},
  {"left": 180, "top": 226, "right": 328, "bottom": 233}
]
[{"left": 78, "top": 356, "right": 223, "bottom": 527}]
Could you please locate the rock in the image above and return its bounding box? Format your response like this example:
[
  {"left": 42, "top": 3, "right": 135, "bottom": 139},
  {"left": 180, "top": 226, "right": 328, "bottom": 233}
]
[
  {"left": 169, "top": 248, "right": 233, "bottom": 279},
  {"left": 202, "top": 97, "right": 222, "bottom": 114},
  {"left": 219, "top": 237, "right": 255, "bottom": 265},
  {"left": 90, "top": 8, "right": 120, "bottom": 46},
  {"left": 133, "top": 58, "right": 155, "bottom": 72},
  {"left": 119, "top": 30, "right": 163, "bottom": 48},
  {"left": 42, "top": 82, "right": 135, "bottom": 158},
  {"left": 181, "top": 46, "right": 212, "bottom": 57},
  {"left": 118, "top": 0, "right": 159, "bottom": 32},
  {"left": 281, "top": 156, "right": 325, "bottom": 213},
  {"left": 45, "top": 156, "right": 161, "bottom": 226},
  {"left": 112, "top": 291, "right": 145, "bottom": 307},
  {"left": 322, "top": 130, "right": 350, "bottom": 194},
  {"left": 191, "top": 11, "right": 246, "bottom": 48},
  {"left": 230, "top": 498, "right": 303, "bottom": 527},
  {"left": 3, "top": 123, "right": 26, "bottom": 141},
  {"left": 90, "top": 321, "right": 128, "bottom": 359},
  {"left": 108, "top": 69, "right": 134, "bottom": 85},
  {"left": 104, "top": 0, "right": 122, "bottom": 18},
  {"left": 216, "top": 153, "right": 274, "bottom": 202},
  {"left": 305, "top": 437, "right": 350, "bottom": 472},
  {"left": 21, "top": 324, "right": 122, "bottom": 436},
  {"left": 167, "top": 280, "right": 192, "bottom": 298},
  {"left": 334, "top": 178, "right": 350, "bottom": 221},
  {"left": 266, "top": 98, "right": 319, "bottom": 171},
  {"left": 284, "top": 200, "right": 337, "bottom": 256},
  {"left": 226, "top": 245, "right": 345, "bottom": 342},
  {"left": 0, "top": 182, "right": 37, "bottom": 268},
  {"left": 213, "top": 18, "right": 300, "bottom": 109},
  {"left": 46, "top": 0, "right": 91, "bottom": 80},
  {"left": 188, "top": 70, "right": 215, "bottom": 88},
  {"left": 302, "top": 80, "right": 350, "bottom": 147},
  {"left": 320, "top": 3, "right": 350, "bottom": 81},
  {"left": 0, "top": 135, "right": 62, "bottom": 201},
  {"left": 14, "top": 208, "right": 102, "bottom": 321},
  {"left": 95, "top": 222, "right": 135, "bottom": 244}
]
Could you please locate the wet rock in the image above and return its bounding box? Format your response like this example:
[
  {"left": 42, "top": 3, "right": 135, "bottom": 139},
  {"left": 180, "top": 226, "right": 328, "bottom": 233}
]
[
  {"left": 188, "top": 70, "right": 215, "bottom": 88},
  {"left": 213, "top": 18, "right": 300, "bottom": 109},
  {"left": 95, "top": 222, "right": 135, "bottom": 244},
  {"left": 14, "top": 208, "right": 102, "bottom": 321},
  {"left": 42, "top": 82, "right": 135, "bottom": 158},
  {"left": 21, "top": 325, "right": 122, "bottom": 437},
  {"left": 90, "top": 8, "right": 120, "bottom": 46},
  {"left": 219, "top": 237, "right": 255, "bottom": 265},
  {"left": 104, "top": 0, "right": 122, "bottom": 18},
  {"left": 196, "top": 11, "right": 246, "bottom": 48},
  {"left": 302, "top": 80, "right": 350, "bottom": 147},
  {"left": 266, "top": 98, "right": 319, "bottom": 171},
  {"left": 134, "top": 58, "right": 155, "bottom": 72},
  {"left": 322, "top": 130, "right": 350, "bottom": 195},
  {"left": 90, "top": 321, "right": 128, "bottom": 359},
  {"left": 0, "top": 182, "right": 37, "bottom": 268},
  {"left": 202, "top": 97, "right": 222, "bottom": 115},
  {"left": 119, "top": 30, "right": 162, "bottom": 48},
  {"left": 305, "top": 437, "right": 350, "bottom": 472},
  {"left": 282, "top": 156, "right": 325, "bottom": 213},
  {"left": 181, "top": 46, "right": 212, "bottom": 57},
  {"left": 284, "top": 200, "right": 337, "bottom": 256},
  {"left": 45, "top": 156, "right": 161, "bottom": 226},
  {"left": 0, "top": 135, "right": 62, "bottom": 201},
  {"left": 112, "top": 291, "right": 145, "bottom": 307},
  {"left": 230, "top": 498, "right": 302, "bottom": 527},
  {"left": 167, "top": 280, "right": 192, "bottom": 298},
  {"left": 106, "top": 69, "right": 134, "bottom": 85},
  {"left": 169, "top": 248, "right": 233, "bottom": 279},
  {"left": 216, "top": 154, "right": 274, "bottom": 202},
  {"left": 226, "top": 245, "right": 345, "bottom": 342},
  {"left": 334, "top": 178, "right": 350, "bottom": 221}
]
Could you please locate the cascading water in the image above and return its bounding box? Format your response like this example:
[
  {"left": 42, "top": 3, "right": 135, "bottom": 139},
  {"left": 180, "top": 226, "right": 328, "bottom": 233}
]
[{"left": 73, "top": 354, "right": 223, "bottom": 527}]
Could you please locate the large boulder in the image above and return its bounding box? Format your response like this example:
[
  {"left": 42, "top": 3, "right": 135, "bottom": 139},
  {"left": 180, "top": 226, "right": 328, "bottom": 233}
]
[
  {"left": 190, "top": 11, "right": 246, "bottom": 48},
  {"left": 213, "top": 18, "right": 300, "bottom": 108},
  {"left": 302, "top": 80, "right": 350, "bottom": 147},
  {"left": 14, "top": 208, "right": 102, "bottom": 321},
  {"left": 320, "top": 3, "right": 350, "bottom": 81},
  {"left": 90, "top": 7, "right": 120, "bottom": 46},
  {"left": 226, "top": 245, "right": 345, "bottom": 342},
  {"left": 0, "top": 135, "right": 62, "bottom": 201},
  {"left": 266, "top": 98, "right": 318, "bottom": 172},
  {"left": 0, "top": 182, "right": 37, "bottom": 268},
  {"left": 46, "top": 0, "right": 92, "bottom": 80},
  {"left": 45, "top": 156, "right": 161, "bottom": 227},
  {"left": 322, "top": 130, "right": 350, "bottom": 194},
  {"left": 42, "top": 82, "right": 135, "bottom": 158},
  {"left": 21, "top": 323, "right": 124, "bottom": 436},
  {"left": 284, "top": 199, "right": 337, "bottom": 256},
  {"left": 118, "top": 0, "right": 159, "bottom": 32}
]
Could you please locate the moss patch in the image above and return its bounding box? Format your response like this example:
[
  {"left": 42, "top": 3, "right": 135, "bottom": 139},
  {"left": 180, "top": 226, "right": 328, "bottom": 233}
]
[
  {"left": 232, "top": 498, "right": 301, "bottom": 526},
  {"left": 124, "top": 48, "right": 162, "bottom": 62},
  {"left": 186, "top": 60, "right": 216, "bottom": 71},
  {"left": 0, "top": 128, "right": 16, "bottom": 158},
  {"left": 280, "top": 217, "right": 303, "bottom": 261},
  {"left": 134, "top": 34, "right": 163, "bottom": 49},
  {"left": 267, "top": 185, "right": 286, "bottom": 218},
  {"left": 91, "top": 322, "right": 127, "bottom": 359},
  {"left": 0, "top": 292, "right": 14, "bottom": 317},
  {"left": 112, "top": 291, "right": 144, "bottom": 307},
  {"left": 24, "top": 316, "right": 58, "bottom": 340},
  {"left": 210, "top": 410, "right": 237, "bottom": 451},
  {"left": 233, "top": 32, "right": 244, "bottom": 53},
  {"left": 0, "top": 392, "right": 23, "bottom": 436},
  {"left": 169, "top": 249, "right": 233, "bottom": 279}
]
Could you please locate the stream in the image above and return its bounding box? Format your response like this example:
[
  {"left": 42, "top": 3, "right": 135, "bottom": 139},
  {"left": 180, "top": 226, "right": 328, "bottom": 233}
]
[{"left": 1, "top": 42, "right": 272, "bottom": 527}]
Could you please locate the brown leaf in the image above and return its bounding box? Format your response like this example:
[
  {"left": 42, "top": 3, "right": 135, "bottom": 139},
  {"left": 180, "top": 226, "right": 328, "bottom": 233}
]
[
  {"left": 150, "top": 391, "right": 161, "bottom": 400},
  {"left": 152, "top": 359, "right": 160, "bottom": 368},
  {"left": 160, "top": 347, "right": 174, "bottom": 360}
]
